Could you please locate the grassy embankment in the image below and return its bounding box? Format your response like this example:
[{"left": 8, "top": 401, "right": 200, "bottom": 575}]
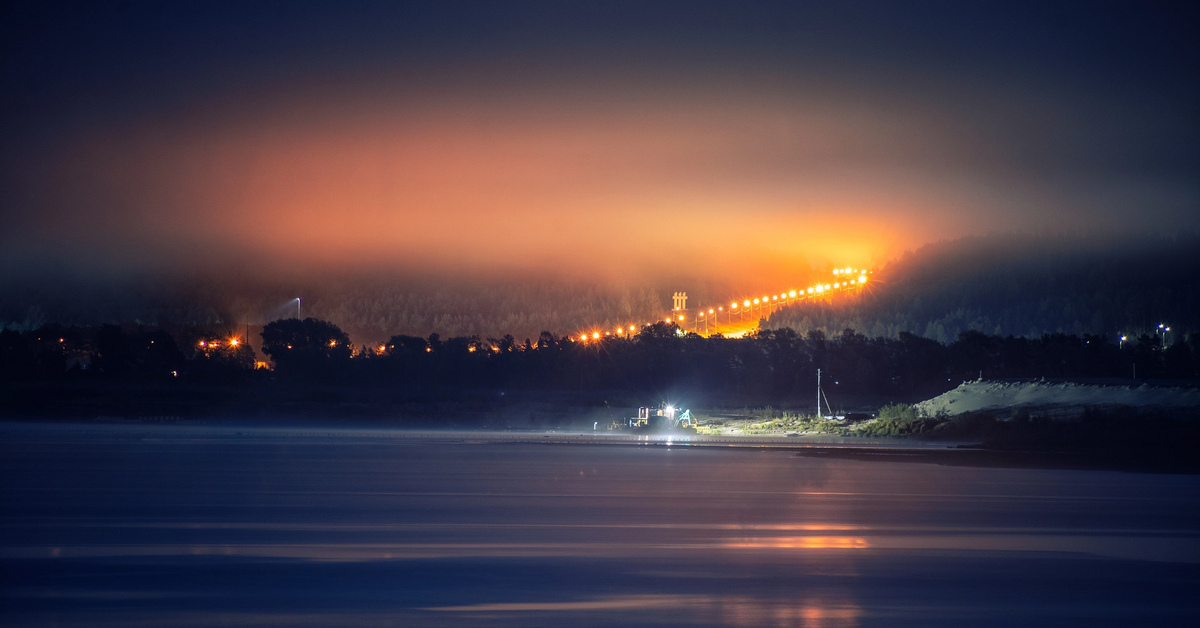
[{"left": 695, "top": 403, "right": 1200, "bottom": 448}]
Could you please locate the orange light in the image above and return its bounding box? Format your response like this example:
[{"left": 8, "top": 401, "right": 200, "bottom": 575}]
[
  {"left": 753, "top": 299, "right": 759, "bottom": 304},
  {"left": 377, "top": 344, "right": 386, "bottom": 352},
  {"left": 743, "top": 300, "right": 750, "bottom": 307},
  {"left": 789, "top": 290, "right": 797, "bottom": 297},
  {"left": 199, "top": 341, "right": 206, "bottom": 347},
  {"left": 678, "top": 315, "right": 684, "bottom": 320},
  {"left": 708, "top": 308, "right": 714, "bottom": 314},
  {"left": 329, "top": 340, "right": 337, "bottom": 347},
  {"left": 229, "top": 339, "right": 240, "bottom": 347},
  {"left": 815, "top": 285, "right": 824, "bottom": 293},
  {"left": 593, "top": 332, "right": 600, "bottom": 339},
  {"left": 859, "top": 274, "right": 868, "bottom": 283},
  {"left": 772, "top": 295, "right": 778, "bottom": 301}
]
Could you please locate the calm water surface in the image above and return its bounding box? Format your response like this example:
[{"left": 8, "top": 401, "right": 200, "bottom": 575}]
[{"left": 2, "top": 423, "right": 1198, "bottom": 627}]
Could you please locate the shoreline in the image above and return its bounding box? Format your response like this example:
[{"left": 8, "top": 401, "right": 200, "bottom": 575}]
[{"left": 3, "top": 419, "right": 1195, "bottom": 474}]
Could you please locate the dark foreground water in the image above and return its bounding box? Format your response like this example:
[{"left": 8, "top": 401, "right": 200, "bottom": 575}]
[{"left": 2, "top": 424, "right": 1198, "bottom": 627}]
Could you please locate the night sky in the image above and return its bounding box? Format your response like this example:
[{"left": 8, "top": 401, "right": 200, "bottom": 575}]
[{"left": 2, "top": 1, "right": 1197, "bottom": 326}]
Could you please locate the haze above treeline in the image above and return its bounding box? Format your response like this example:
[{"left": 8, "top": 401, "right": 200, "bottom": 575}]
[
  {"left": 2, "top": 2, "right": 1197, "bottom": 343},
  {"left": 2, "top": 232, "right": 1196, "bottom": 346}
]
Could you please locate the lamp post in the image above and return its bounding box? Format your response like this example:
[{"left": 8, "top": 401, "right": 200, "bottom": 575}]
[{"left": 296, "top": 298, "right": 302, "bottom": 319}]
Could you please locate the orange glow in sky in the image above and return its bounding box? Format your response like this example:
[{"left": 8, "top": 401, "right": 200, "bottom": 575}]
[{"left": 24, "top": 82, "right": 1001, "bottom": 288}]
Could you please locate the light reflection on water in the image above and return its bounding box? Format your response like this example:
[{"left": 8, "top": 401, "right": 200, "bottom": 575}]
[
  {"left": 428, "top": 594, "right": 863, "bottom": 628},
  {"left": 2, "top": 425, "right": 1199, "bottom": 627}
]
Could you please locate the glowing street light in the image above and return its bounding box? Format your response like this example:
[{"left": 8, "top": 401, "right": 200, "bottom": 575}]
[{"left": 295, "top": 298, "right": 302, "bottom": 319}]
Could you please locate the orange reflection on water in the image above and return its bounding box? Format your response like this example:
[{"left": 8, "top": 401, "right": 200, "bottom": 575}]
[
  {"left": 723, "top": 536, "right": 870, "bottom": 550},
  {"left": 715, "top": 595, "right": 862, "bottom": 628}
]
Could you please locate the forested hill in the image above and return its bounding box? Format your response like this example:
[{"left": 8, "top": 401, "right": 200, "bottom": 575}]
[{"left": 767, "top": 233, "right": 1200, "bottom": 343}]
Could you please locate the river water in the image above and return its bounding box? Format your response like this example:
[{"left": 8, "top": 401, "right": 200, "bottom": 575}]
[{"left": 2, "top": 424, "right": 1198, "bottom": 626}]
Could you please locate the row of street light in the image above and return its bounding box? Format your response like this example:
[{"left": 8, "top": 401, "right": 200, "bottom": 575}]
[{"left": 577, "top": 268, "right": 871, "bottom": 342}]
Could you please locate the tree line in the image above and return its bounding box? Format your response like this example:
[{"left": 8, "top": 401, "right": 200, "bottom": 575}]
[{"left": 2, "top": 318, "right": 1196, "bottom": 411}]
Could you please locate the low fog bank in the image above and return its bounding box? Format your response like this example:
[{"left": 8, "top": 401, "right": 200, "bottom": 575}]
[
  {"left": 4, "top": 232, "right": 1195, "bottom": 347},
  {"left": 768, "top": 232, "right": 1200, "bottom": 342},
  {"left": 0, "top": 266, "right": 779, "bottom": 346}
]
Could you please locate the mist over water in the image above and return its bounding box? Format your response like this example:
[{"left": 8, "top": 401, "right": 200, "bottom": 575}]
[{"left": 2, "top": 424, "right": 1197, "bottom": 627}]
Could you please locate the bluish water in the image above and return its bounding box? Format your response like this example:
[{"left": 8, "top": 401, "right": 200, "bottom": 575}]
[{"left": 2, "top": 424, "right": 1198, "bottom": 627}]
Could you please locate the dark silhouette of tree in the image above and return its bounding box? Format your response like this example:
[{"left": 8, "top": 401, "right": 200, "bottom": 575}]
[{"left": 260, "top": 318, "right": 351, "bottom": 377}]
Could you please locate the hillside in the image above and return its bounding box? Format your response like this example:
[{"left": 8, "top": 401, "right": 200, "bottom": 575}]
[{"left": 767, "top": 233, "right": 1200, "bottom": 342}]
